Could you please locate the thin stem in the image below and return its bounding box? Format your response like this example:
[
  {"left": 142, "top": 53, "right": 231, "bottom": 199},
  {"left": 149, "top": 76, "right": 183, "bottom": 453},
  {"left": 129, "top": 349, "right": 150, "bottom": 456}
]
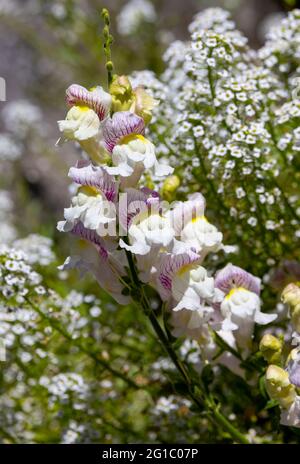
[
  {"left": 101, "top": 8, "right": 114, "bottom": 87},
  {"left": 125, "top": 252, "right": 250, "bottom": 444}
]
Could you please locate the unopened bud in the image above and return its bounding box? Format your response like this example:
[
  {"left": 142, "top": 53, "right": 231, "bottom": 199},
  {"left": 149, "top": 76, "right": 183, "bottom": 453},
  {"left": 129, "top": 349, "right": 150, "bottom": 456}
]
[
  {"left": 265, "top": 365, "right": 296, "bottom": 409},
  {"left": 130, "top": 86, "right": 159, "bottom": 125},
  {"left": 282, "top": 282, "right": 300, "bottom": 333},
  {"left": 161, "top": 175, "right": 180, "bottom": 200},
  {"left": 110, "top": 75, "right": 134, "bottom": 112},
  {"left": 259, "top": 334, "right": 282, "bottom": 365}
]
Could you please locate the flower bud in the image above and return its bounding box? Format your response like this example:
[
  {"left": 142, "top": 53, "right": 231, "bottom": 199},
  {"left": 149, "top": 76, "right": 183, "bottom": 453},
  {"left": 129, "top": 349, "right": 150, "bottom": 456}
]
[
  {"left": 109, "top": 75, "right": 134, "bottom": 112},
  {"left": 282, "top": 282, "right": 300, "bottom": 333},
  {"left": 265, "top": 365, "right": 296, "bottom": 409},
  {"left": 161, "top": 175, "right": 180, "bottom": 200},
  {"left": 259, "top": 334, "right": 283, "bottom": 365},
  {"left": 130, "top": 86, "right": 159, "bottom": 124}
]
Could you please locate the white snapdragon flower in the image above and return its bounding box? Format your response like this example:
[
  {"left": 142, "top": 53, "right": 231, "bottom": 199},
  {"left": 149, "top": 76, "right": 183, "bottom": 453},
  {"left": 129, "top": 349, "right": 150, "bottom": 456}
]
[
  {"left": 157, "top": 248, "right": 220, "bottom": 313},
  {"left": 58, "top": 223, "right": 128, "bottom": 305},
  {"left": 171, "top": 266, "right": 215, "bottom": 311},
  {"left": 58, "top": 188, "right": 116, "bottom": 235},
  {"left": 180, "top": 216, "right": 223, "bottom": 256},
  {"left": 58, "top": 106, "right": 100, "bottom": 141},
  {"left": 58, "top": 84, "right": 112, "bottom": 163},
  {"left": 102, "top": 111, "right": 173, "bottom": 187},
  {"left": 120, "top": 201, "right": 175, "bottom": 255},
  {"left": 280, "top": 396, "right": 300, "bottom": 428},
  {"left": 58, "top": 161, "right": 118, "bottom": 237},
  {"left": 221, "top": 288, "right": 277, "bottom": 350},
  {"left": 170, "top": 193, "right": 223, "bottom": 257},
  {"left": 65, "top": 84, "right": 112, "bottom": 121}
]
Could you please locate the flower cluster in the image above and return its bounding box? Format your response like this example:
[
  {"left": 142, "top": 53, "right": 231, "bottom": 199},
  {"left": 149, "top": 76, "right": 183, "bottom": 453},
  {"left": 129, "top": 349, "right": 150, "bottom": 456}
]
[
  {"left": 116, "top": 0, "right": 156, "bottom": 36},
  {"left": 149, "top": 8, "right": 300, "bottom": 282},
  {"left": 57, "top": 65, "right": 277, "bottom": 375}
]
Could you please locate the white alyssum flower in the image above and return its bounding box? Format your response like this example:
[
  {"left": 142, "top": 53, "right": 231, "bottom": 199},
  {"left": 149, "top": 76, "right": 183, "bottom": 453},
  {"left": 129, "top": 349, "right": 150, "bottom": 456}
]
[{"left": 117, "top": 0, "right": 156, "bottom": 36}]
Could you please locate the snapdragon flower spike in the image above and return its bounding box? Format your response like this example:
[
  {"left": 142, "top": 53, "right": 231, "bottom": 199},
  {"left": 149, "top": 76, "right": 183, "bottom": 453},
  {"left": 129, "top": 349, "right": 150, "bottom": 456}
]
[
  {"left": 102, "top": 111, "right": 145, "bottom": 153},
  {"left": 215, "top": 263, "right": 261, "bottom": 296},
  {"left": 68, "top": 160, "right": 118, "bottom": 202},
  {"left": 66, "top": 84, "right": 112, "bottom": 121}
]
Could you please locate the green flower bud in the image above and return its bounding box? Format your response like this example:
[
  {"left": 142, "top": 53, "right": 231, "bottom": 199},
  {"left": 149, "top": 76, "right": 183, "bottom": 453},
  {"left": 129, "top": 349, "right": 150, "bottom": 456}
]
[
  {"left": 265, "top": 365, "right": 296, "bottom": 408},
  {"left": 109, "top": 75, "right": 134, "bottom": 112},
  {"left": 282, "top": 282, "right": 300, "bottom": 333},
  {"left": 161, "top": 175, "right": 180, "bottom": 201},
  {"left": 259, "top": 334, "right": 283, "bottom": 365}
]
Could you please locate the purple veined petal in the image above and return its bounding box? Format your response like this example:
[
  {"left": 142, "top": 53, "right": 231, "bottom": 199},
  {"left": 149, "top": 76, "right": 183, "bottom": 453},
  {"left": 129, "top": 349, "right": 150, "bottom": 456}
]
[
  {"left": 171, "top": 192, "right": 206, "bottom": 235},
  {"left": 68, "top": 161, "right": 118, "bottom": 202},
  {"left": 65, "top": 84, "right": 111, "bottom": 121},
  {"left": 118, "top": 187, "right": 161, "bottom": 231},
  {"left": 215, "top": 263, "right": 261, "bottom": 295},
  {"left": 102, "top": 111, "right": 145, "bottom": 153},
  {"left": 157, "top": 249, "right": 201, "bottom": 300},
  {"left": 289, "top": 356, "right": 300, "bottom": 388},
  {"left": 70, "top": 221, "right": 108, "bottom": 258}
]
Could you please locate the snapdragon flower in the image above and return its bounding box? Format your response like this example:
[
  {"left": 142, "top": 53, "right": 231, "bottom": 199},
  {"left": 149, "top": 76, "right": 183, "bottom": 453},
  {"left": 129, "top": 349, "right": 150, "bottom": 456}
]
[
  {"left": 57, "top": 161, "right": 118, "bottom": 237},
  {"left": 65, "top": 84, "right": 112, "bottom": 121},
  {"left": 57, "top": 105, "right": 108, "bottom": 164},
  {"left": 103, "top": 111, "right": 173, "bottom": 187},
  {"left": 58, "top": 84, "right": 112, "bottom": 164},
  {"left": 119, "top": 187, "right": 174, "bottom": 258},
  {"left": 216, "top": 264, "right": 277, "bottom": 351}
]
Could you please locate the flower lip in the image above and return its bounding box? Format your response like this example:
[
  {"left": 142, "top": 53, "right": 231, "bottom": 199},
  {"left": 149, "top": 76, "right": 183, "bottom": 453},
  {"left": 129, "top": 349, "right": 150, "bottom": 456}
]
[
  {"left": 65, "top": 84, "right": 111, "bottom": 121},
  {"left": 102, "top": 111, "right": 145, "bottom": 153},
  {"left": 68, "top": 160, "right": 118, "bottom": 203},
  {"left": 215, "top": 263, "right": 261, "bottom": 295},
  {"left": 157, "top": 249, "right": 202, "bottom": 300}
]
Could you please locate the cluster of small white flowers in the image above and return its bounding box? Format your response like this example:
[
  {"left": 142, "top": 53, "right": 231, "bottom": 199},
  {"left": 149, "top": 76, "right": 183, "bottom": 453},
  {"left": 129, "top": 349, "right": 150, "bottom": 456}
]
[
  {"left": 40, "top": 373, "right": 89, "bottom": 406},
  {"left": 14, "top": 234, "right": 56, "bottom": 266},
  {"left": 61, "top": 421, "right": 85, "bottom": 444},
  {"left": 148, "top": 8, "right": 300, "bottom": 271},
  {"left": 259, "top": 9, "right": 300, "bottom": 78},
  {"left": 117, "top": 0, "right": 156, "bottom": 36},
  {"left": 0, "top": 190, "right": 17, "bottom": 244},
  {"left": 0, "top": 134, "right": 22, "bottom": 161},
  {"left": 0, "top": 0, "right": 19, "bottom": 15},
  {"left": 2, "top": 99, "right": 42, "bottom": 138},
  {"left": 152, "top": 395, "right": 191, "bottom": 415},
  {"left": 0, "top": 245, "right": 42, "bottom": 304}
]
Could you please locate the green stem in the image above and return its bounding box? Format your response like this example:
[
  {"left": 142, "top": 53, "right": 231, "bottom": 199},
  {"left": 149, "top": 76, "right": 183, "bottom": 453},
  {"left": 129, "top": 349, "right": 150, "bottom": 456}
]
[
  {"left": 211, "top": 407, "right": 250, "bottom": 444},
  {"left": 101, "top": 8, "right": 114, "bottom": 87},
  {"left": 125, "top": 253, "right": 250, "bottom": 444}
]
